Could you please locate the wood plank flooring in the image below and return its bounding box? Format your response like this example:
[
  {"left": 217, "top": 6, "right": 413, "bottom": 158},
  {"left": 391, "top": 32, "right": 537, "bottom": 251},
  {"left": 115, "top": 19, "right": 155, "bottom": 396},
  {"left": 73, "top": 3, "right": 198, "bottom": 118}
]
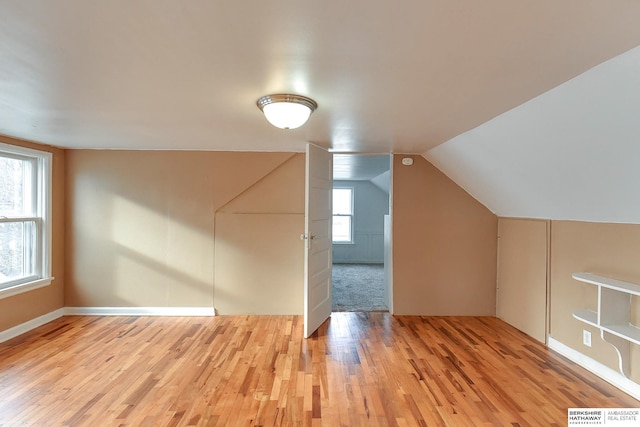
[{"left": 0, "top": 313, "right": 637, "bottom": 426}]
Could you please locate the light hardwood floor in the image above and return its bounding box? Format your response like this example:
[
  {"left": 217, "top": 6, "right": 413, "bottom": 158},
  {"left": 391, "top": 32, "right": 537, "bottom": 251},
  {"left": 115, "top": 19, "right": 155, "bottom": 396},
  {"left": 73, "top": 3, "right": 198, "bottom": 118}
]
[{"left": 0, "top": 313, "right": 637, "bottom": 426}]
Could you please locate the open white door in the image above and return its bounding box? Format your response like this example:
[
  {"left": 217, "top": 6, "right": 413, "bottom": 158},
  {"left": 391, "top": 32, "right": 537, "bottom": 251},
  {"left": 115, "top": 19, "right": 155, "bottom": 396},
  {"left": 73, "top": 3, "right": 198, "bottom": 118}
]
[{"left": 303, "top": 143, "right": 333, "bottom": 338}]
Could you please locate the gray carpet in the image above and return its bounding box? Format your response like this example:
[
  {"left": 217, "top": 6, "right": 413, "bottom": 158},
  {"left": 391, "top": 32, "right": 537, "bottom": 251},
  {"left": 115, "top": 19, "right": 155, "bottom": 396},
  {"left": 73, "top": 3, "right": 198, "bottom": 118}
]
[{"left": 332, "top": 263, "right": 387, "bottom": 311}]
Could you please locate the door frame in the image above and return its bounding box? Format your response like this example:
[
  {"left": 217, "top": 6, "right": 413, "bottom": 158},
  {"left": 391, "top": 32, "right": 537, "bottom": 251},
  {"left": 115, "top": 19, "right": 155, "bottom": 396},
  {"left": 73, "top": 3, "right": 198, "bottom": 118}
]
[{"left": 329, "top": 153, "right": 394, "bottom": 314}]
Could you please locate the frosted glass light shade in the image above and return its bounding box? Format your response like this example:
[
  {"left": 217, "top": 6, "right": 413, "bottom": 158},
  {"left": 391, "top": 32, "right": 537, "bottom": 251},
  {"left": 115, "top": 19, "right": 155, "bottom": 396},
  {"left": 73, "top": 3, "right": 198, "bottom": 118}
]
[{"left": 257, "top": 94, "right": 317, "bottom": 129}]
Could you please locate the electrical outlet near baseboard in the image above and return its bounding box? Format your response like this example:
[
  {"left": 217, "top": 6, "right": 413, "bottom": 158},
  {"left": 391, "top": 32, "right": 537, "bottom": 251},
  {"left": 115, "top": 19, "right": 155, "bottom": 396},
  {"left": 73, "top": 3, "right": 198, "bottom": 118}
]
[{"left": 583, "top": 330, "right": 592, "bottom": 347}]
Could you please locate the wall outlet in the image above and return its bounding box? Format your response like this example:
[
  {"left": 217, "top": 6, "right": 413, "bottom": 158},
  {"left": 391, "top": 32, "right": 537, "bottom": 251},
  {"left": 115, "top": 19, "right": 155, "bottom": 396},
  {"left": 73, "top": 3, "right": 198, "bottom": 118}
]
[{"left": 583, "top": 330, "right": 592, "bottom": 347}]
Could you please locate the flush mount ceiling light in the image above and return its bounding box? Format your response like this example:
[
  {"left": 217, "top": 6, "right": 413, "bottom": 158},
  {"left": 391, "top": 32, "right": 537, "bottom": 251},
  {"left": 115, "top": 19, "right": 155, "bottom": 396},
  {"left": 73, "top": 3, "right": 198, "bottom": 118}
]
[{"left": 256, "top": 94, "right": 318, "bottom": 129}]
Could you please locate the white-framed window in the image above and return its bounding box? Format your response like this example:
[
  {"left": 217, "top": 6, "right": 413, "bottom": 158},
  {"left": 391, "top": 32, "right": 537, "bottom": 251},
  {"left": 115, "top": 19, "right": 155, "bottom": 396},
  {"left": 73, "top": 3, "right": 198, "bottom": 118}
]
[
  {"left": 332, "top": 187, "right": 354, "bottom": 243},
  {"left": 0, "top": 142, "right": 53, "bottom": 299}
]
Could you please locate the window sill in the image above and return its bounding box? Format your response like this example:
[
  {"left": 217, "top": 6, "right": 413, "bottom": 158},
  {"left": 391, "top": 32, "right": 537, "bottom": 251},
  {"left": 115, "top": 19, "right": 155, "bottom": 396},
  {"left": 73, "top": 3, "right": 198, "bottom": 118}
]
[{"left": 0, "top": 277, "right": 54, "bottom": 300}]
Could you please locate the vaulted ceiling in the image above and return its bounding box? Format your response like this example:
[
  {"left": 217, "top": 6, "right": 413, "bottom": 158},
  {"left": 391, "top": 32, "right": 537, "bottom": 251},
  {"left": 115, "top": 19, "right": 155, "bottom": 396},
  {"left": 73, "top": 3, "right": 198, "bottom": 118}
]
[{"left": 2, "top": 1, "right": 640, "bottom": 222}]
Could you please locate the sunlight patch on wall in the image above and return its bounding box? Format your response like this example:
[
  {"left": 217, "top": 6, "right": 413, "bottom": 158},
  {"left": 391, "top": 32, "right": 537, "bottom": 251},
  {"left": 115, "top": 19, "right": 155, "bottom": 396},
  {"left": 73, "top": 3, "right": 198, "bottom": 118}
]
[{"left": 110, "top": 196, "right": 214, "bottom": 306}]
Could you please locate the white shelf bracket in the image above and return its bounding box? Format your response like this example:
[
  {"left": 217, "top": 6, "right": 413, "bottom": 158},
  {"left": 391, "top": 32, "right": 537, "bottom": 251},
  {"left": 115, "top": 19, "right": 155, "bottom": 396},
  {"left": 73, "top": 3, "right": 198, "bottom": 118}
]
[{"left": 601, "top": 330, "right": 631, "bottom": 378}]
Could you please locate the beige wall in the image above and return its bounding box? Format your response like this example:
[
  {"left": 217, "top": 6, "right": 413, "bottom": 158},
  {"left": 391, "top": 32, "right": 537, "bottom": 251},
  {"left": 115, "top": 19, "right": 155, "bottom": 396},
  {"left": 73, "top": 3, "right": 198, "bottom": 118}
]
[
  {"left": 2, "top": 145, "right": 503, "bottom": 327},
  {"left": 550, "top": 221, "right": 640, "bottom": 382},
  {"left": 214, "top": 154, "right": 305, "bottom": 314},
  {"left": 0, "top": 136, "right": 65, "bottom": 331},
  {"left": 499, "top": 219, "right": 640, "bottom": 379},
  {"left": 66, "top": 151, "right": 498, "bottom": 316},
  {"left": 497, "top": 218, "right": 548, "bottom": 343},
  {"left": 65, "top": 150, "right": 304, "bottom": 313},
  {"left": 392, "top": 155, "right": 498, "bottom": 315}
]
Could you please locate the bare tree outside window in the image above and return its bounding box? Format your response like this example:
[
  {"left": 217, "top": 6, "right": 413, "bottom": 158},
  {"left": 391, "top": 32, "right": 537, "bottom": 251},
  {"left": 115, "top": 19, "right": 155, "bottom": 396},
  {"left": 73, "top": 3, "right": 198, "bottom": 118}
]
[
  {"left": 0, "top": 157, "right": 28, "bottom": 281},
  {"left": 0, "top": 145, "right": 49, "bottom": 294}
]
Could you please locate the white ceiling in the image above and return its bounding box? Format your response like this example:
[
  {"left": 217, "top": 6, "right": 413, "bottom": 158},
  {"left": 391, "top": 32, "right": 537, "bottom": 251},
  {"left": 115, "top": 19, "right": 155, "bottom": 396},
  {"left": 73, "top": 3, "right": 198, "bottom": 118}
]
[
  {"left": 333, "top": 154, "right": 389, "bottom": 181},
  {"left": 2, "top": 1, "right": 640, "bottom": 153},
  {"left": 333, "top": 154, "right": 391, "bottom": 194},
  {"left": 425, "top": 44, "right": 640, "bottom": 224}
]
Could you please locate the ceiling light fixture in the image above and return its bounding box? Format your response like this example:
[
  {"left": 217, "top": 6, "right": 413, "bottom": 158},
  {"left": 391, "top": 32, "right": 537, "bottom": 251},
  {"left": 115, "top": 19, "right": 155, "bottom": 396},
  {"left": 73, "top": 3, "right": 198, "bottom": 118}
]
[{"left": 256, "top": 94, "right": 318, "bottom": 129}]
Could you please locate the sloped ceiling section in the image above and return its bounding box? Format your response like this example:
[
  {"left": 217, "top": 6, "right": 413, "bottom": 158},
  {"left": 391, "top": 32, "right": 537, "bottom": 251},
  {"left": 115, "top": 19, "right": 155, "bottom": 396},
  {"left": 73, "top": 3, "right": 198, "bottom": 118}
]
[
  {"left": 425, "top": 45, "right": 640, "bottom": 225},
  {"left": 370, "top": 171, "right": 390, "bottom": 195}
]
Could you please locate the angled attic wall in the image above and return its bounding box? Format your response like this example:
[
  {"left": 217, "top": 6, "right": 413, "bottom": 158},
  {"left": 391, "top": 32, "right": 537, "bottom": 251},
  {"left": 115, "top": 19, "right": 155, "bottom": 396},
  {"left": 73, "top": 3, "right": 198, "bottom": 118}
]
[
  {"left": 392, "top": 155, "right": 497, "bottom": 315},
  {"left": 421, "top": 45, "right": 640, "bottom": 389},
  {"left": 214, "top": 154, "right": 305, "bottom": 314},
  {"left": 370, "top": 170, "right": 390, "bottom": 194}
]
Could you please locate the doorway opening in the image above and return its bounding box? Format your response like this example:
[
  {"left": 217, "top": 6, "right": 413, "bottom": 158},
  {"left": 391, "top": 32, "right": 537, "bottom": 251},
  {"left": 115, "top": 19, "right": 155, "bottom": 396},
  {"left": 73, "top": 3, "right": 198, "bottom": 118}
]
[{"left": 331, "top": 154, "right": 391, "bottom": 312}]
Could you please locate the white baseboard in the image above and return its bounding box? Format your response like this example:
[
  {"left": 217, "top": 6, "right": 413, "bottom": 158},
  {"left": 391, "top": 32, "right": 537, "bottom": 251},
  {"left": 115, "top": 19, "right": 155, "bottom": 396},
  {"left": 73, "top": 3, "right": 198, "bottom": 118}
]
[
  {"left": 64, "top": 307, "right": 216, "bottom": 316},
  {"left": 1, "top": 307, "right": 215, "bottom": 343},
  {"left": 0, "top": 308, "right": 65, "bottom": 343},
  {"left": 548, "top": 336, "right": 640, "bottom": 400}
]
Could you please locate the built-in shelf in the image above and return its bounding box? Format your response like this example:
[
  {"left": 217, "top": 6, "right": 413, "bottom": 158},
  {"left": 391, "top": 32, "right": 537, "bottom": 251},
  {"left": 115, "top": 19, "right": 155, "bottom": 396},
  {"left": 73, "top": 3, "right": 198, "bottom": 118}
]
[
  {"left": 573, "top": 272, "right": 640, "bottom": 296},
  {"left": 572, "top": 308, "right": 597, "bottom": 327},
  {"left": 605, "top": 324, "right": 640, "bottom": 346},
  {"left": 572, "top": 272, "right": 640, "bottom": 378}
]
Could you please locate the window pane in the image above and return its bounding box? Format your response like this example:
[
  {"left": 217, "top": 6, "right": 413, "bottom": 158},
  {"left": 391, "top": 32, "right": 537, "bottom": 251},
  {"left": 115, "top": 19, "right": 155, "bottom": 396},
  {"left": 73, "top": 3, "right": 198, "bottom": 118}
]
[
  {"left": 0, "top": 221, "right": 37, "bottom": 285},
  {"left": 0, "top": 144, "right": 50, "bottom": 294},
  {"left": 333, "top": 188, "right": 352, "bottom": 215},
  {"left": 332, "top": 216, "right": 352, "bottom": 242},
  {"left": 0, "top": 156, "right": 33, "bottom": 217}
]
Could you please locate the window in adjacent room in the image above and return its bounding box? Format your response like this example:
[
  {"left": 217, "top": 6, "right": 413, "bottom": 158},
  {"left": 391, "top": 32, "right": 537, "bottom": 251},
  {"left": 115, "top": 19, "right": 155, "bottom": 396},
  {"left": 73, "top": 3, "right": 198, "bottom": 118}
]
[
  {"left": 332, "top": 187, "right": 354, "bottom": 243},
  {"left": 0, "top": 143, "right": 53, "bottom": 299}
]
